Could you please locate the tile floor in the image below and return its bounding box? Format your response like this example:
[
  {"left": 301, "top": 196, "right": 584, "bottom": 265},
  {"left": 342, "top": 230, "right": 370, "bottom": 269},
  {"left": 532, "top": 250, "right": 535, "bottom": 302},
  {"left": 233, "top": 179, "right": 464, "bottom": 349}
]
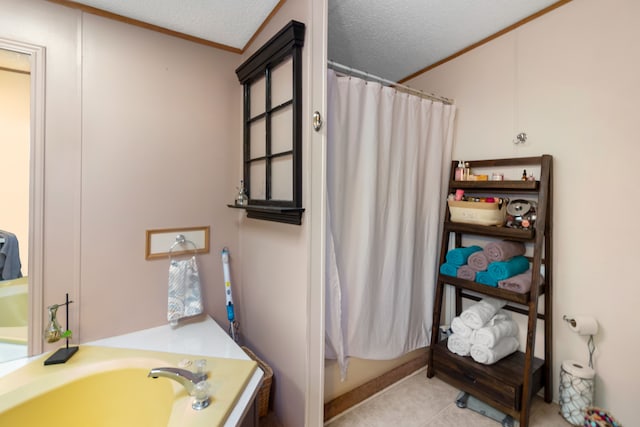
[{"left": 323, "top": 368, "right": 570, "bottom": 427}]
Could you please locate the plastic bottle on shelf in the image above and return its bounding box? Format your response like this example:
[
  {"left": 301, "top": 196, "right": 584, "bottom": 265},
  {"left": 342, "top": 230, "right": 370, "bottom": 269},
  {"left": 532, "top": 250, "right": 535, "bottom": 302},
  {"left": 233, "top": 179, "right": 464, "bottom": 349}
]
[
  {"left": 464, "top": 162, "right": 471, "bottom": 180},
  {"left": 455, "top": 161, "right": 465, "bottom": 181}
]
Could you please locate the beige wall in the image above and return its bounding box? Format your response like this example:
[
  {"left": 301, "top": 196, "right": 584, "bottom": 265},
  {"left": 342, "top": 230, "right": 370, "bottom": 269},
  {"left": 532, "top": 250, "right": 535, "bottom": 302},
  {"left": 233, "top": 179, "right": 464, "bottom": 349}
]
[
  {"left": 0, "top": 69, "right": 29, "bottom": 276},
  {"left": 407, "top": 0, "right": 638, "bottom": 422},
  {"left": 0, "top": 0, "right": 241, "bottom": 342},
  {"left": 12, "top": 0, "right": 639, "bottom": 424},
  {"left": 324, "top": 349, "right": 426, "bottom": 402},
  {"left": 237, "top": 1, "right": 314, "bottom": 426},
  {"left": 1, "top": 1, "right": 323, "bottom": 426}
]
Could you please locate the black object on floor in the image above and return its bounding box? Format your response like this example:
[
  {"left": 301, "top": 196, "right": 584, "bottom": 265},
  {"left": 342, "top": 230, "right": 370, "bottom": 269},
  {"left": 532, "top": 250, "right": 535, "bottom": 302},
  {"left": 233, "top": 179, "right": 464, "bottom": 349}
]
[{"left": 455, "top": 391, "right": 515, "bottom": 427}]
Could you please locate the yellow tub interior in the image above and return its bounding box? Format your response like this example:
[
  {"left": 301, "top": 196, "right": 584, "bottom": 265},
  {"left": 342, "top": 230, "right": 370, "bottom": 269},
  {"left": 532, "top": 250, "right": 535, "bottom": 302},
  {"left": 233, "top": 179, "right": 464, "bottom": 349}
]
[
  {"left": 1, "top": 368, "right": 175, "bottom": 426},
  {"left": 0, "top": 345, "right": 257, "bottom": 427},
  {"left": 0, "top": 277, "right": 28, "bottom": 345}
]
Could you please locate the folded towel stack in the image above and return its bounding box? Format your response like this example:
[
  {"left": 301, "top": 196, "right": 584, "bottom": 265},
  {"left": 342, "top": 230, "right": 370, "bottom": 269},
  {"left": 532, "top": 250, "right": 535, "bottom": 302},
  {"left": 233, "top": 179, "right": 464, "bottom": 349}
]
[
  {"left": 470, "top": 336, "right": 519, "bottom": 364},
  {"left": 447, "top": 332, "right": 474, "bottom": 356},
  {"left": 451, "top": 316, "right": 474, "bottom": 338},
  {"left": 473, "top": 310, "right": 519, "bottom": 348},
  {"left": 446, "top": 245, "right": 483, "bottom": 266},
  {"left": 467, "top": 251, "right": 489, "bottom": 271},
  {"left": 440, "top": 246, "right": 482, "bottom": 278},
  {"left": 440, "top": 241, "right": 529, "bottom": 288},
  {"left": 460, "top": 297, "right": 505, "bottom": 329},
  {"left": 475, "top": 271, "right": 498, "bottom": 287},
  {"left": 484, "top": 240, "right": 526, "bottom": 262},
  {"left": 456, "top": 265, "right": 477, "bottom": 281},
  {"left": 487, "top": 255, "right": 530, "bottom": 280},
  {"left": 439, "top": 263, "right": 458, "bottom": 277},
  {"left": 498, "top": 270, "right": 543, "bottom": 294},
  {"left": 447, "top": 299, "right": 519, "bottom": 365}
]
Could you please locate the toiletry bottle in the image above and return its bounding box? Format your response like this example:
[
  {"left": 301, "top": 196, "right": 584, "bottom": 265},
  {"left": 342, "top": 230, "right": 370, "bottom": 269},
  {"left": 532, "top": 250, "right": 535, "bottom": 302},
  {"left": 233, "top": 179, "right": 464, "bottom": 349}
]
[
  {"left": 521, "top": 169, "right": 527, "bottom": 181},
  {"left": 455, "top": 161, "right": 464, "bottom": 181},
  {"left": 464, "top": 162, "right": 471, "bottom": 180}
]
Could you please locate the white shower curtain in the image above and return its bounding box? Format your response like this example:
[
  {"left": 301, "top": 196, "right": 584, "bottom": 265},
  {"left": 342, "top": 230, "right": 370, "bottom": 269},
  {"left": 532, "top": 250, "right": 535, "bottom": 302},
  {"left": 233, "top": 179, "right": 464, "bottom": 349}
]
[{"left": 325, "top": 70, "right": 456, "bottom": 378}]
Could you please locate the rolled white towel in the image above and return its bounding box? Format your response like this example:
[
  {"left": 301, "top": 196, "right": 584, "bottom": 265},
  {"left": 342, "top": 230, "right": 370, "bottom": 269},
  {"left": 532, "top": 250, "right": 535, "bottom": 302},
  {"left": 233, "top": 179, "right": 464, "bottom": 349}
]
[
  {"left": 470, "top": 336, "right": 519, "bottom": 365},
  {"left": 447, "top": 332, "right": 474, "bottom": 357},
  {"left": 451, "top": 316, "right": 474, "bottom": 339},
  {"left": 460, "top": 298, "right": 506, "bottom": 329},
  {"left": 472, "top": 312, "right": 519, "bottom": 348}
]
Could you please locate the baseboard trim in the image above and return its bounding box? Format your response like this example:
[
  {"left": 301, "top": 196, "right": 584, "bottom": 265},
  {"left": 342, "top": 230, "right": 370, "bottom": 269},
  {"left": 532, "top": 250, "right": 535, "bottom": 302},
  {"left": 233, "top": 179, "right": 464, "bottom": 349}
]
[{"left": 324, "top": 351, "right": 429, "bottom": 421}]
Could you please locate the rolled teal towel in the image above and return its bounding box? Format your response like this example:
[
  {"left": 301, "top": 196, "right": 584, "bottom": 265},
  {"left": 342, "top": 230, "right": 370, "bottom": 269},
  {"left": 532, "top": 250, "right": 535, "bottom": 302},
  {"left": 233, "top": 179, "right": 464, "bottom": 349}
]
[
  {"left": 476, "top": 271, "right": 498, "bottom": 287},
  {"left": 445, "top": 246, "right": 483, "bottom": 266},
  {"left": 440, "top": 263, "right": 459, "bottom": 277},
  {"left": 487, "top": 256, "right": 530, "bottom": 281}
]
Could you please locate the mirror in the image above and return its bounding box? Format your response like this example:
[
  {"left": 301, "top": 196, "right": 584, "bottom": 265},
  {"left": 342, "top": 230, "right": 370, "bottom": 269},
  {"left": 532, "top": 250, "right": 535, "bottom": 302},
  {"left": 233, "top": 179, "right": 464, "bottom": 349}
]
[{"left": 0, "top": 39, "right": 45, "bottom": 363}]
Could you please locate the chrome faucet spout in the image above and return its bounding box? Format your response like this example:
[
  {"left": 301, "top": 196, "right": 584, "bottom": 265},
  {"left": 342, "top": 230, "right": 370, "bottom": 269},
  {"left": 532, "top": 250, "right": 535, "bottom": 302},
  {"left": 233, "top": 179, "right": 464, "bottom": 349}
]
[{"left": 147, "top": 367, "right": 206, "bottom": 395}]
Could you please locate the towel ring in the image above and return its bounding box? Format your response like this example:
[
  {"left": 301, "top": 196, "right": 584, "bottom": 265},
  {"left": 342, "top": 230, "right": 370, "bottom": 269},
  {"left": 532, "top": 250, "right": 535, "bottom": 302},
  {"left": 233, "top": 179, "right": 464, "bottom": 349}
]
[{"left": 168, "top": 234, "right": 198, "bottom": 258}]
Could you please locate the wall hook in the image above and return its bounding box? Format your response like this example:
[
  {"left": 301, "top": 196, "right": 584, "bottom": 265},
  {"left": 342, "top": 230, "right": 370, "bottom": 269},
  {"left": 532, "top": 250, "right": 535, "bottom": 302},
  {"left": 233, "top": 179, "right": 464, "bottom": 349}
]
[{"left": 513, "top": 132, "right": 527, "bottom": 144}]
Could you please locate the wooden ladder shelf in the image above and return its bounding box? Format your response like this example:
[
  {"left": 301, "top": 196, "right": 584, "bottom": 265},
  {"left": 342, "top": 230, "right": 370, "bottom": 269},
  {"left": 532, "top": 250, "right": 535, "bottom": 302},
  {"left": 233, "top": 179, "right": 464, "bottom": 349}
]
[{"left": 427, "top": 155, "right": 553, "bottom": 427}]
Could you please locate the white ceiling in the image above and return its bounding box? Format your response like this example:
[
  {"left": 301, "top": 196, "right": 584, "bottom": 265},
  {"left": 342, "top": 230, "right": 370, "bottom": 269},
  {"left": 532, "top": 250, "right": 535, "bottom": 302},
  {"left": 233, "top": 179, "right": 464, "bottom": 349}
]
[
  {"left": 31, "top": 1, "right": 567, "bottom": 82},
  {"left": 68, "top": 0, "right": 281, "bottom": 50}
]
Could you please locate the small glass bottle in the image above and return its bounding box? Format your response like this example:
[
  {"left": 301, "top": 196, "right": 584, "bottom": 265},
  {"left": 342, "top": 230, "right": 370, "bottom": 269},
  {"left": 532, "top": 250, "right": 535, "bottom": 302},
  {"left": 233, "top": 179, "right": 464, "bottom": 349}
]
[
  {"left": 521, "top": 169, "right": 527, "bottom": 181},
  {"left": 235, "top": 180, "right": 248, "bottom": 206},
  {"left": 464, "top": 162, "right": 471, "bottom": 180},
  {"left": 44, "top": 304, "right": 62, "bottom": 343}
]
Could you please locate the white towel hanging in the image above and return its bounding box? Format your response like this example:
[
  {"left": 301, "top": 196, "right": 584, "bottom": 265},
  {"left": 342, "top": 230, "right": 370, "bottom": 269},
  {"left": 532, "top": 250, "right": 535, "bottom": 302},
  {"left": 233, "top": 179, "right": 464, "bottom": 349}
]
[
  {"left": 166, "top": 235, "right": 203, "bottom": 327},
  {"left": 167, "top": 256, "right": 203, "bottom": 326}
]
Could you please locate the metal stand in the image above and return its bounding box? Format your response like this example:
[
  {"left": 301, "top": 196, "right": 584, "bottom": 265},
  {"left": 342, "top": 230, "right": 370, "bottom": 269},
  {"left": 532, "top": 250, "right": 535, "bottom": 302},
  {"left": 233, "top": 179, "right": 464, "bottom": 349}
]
[
  {"left": 455, "top": 391, "right": 516, "bottom": 427},
  {"left": 44, "top": 293, "right": 78, "bottom": 365}
]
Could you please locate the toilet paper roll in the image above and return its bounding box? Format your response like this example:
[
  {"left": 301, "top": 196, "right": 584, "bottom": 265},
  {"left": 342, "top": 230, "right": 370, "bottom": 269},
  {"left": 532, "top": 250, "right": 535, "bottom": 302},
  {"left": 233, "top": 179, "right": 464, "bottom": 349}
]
[
  {"left": 568, "top": 316, "right": 598, "bottom": 336},
  {"left": 562, "top": 359, "right": 595, "bottom": 379}
]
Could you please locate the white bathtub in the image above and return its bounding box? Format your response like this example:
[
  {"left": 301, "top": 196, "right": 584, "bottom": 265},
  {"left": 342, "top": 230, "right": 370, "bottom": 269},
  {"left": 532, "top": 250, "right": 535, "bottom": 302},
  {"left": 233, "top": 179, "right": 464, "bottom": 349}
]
[
  {"left": 0, "top": 345, "right": 258, "bottom": 427},
  {"left": 0, "top": 315, "right": 264, "bottom": 427}
]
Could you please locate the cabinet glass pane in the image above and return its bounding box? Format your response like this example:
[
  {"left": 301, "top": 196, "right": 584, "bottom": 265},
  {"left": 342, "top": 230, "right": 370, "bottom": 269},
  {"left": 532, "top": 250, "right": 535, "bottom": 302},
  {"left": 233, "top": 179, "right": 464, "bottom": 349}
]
[
  {"left": 249, "top": 118, "right": 266, "bottom": 159},
  {"left": 250, "top": 75, "right": 265, "bottom": 118},
  {"left": 271, "top": 105, "right": 292, "bottom": 154},
  {"left": 271, "top": 56, "right": 292, "bottom": 107},
  {"left": 271, "top": 155, "right": 293, "bottom": 200},
  {"left": 249, "top": 160, "right": 266, "bottom": 200}
]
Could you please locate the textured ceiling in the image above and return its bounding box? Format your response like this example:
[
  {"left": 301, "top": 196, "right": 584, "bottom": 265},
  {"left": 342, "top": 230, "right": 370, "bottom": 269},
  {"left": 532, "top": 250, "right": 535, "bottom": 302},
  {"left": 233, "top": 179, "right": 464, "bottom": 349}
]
[
  {"left": 329, "top": 0, "right": 563, "bottom": 82},
  {"left": 68, "top": 0, "right": 281, "bottom": 50},
  {"left": 11, "top": 1, "right": 568, "bottom": 82}
]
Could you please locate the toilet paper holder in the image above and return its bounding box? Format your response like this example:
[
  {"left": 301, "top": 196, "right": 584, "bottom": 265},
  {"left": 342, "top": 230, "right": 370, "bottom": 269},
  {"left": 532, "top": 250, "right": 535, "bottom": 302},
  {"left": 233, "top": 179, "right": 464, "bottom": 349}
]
[
  {"left": 563, "top": 314, "right": 597, "bottom": 369},
  {"left": 562, "top": 315, "right": 577, "bottom": 328}
]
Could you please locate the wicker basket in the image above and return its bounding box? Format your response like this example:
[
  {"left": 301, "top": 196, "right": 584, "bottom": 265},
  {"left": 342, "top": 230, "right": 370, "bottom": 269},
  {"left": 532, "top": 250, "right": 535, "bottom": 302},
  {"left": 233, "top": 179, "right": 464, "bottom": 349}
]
[{"left": 242, "top": 346, "right": 273, "bottom": 418}]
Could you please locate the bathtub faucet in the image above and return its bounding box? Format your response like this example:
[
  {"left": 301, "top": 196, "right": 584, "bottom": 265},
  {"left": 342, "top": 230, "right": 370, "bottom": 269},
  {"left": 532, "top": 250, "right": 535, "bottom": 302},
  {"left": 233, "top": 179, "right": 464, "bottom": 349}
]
[{"left": 148, "top": 367, "right": 210, "bottom": 410}]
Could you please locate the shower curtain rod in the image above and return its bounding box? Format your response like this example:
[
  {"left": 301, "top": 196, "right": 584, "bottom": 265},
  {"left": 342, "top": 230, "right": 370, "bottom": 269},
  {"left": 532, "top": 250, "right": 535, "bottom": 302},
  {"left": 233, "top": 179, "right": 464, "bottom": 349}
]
[{"left": 328, "top": 60, "right": 453, "bottom": 105}]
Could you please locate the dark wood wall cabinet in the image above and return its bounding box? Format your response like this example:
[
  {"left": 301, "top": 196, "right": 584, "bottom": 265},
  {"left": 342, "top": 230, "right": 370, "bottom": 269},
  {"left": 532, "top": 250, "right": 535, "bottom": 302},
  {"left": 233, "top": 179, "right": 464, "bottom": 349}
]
[
  {"left": 232, "top": 21, "right": 306, "bottom": 225},
  {"left": 427, "top": 155, "right": 553, "bottom": 427}
]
